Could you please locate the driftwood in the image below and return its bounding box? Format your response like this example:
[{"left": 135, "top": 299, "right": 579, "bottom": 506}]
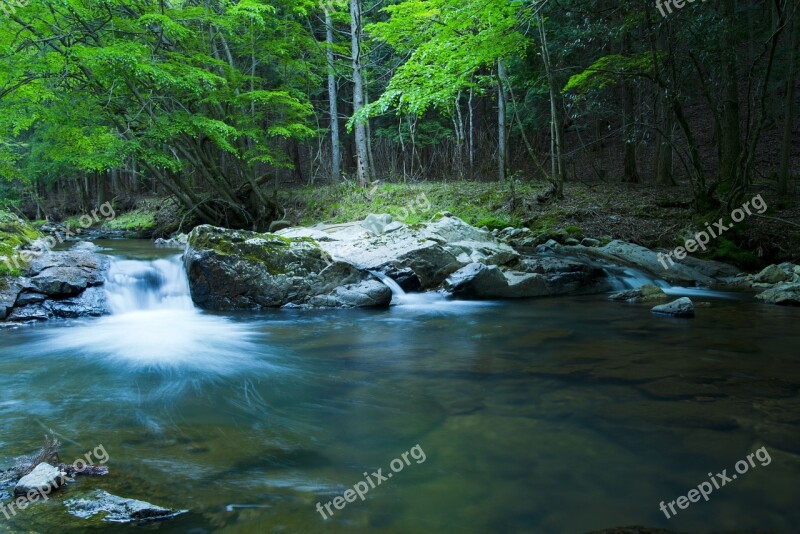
[
  {"left": 58, "top": 463, "right": 109, "bottom": 477},
  {"left": 1, "top": 432, "right": 109, "bottom": 487}
]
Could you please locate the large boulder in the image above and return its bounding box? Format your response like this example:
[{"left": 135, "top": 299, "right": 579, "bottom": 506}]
[
  {"left": 2, "top": 245, "right": 110, "bottom": 323},
  {"left": 755, "top": 283, "right": 800, "bottom": 306},
  {"left": 184, "top": 225, "right": 391, "bottom": 310},
  {"left": 279, "top": 216, "right": 519, "bottom": 289}
]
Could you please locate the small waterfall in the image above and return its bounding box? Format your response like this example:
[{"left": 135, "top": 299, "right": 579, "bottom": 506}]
[
  {"left": 369, "top": 270, "right": 407, "bottom": 299},
  {"left": 105, "top": 256, "right": 194, "bottom": 314},
  {"left": 600, "top": 263, "right": 738, "bottom": 300},
  {"left": 44, "top": 252, "right": 262, "bottom": 373}
]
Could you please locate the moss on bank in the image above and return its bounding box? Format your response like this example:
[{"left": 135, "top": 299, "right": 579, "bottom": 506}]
[
  {"left": 281, "top": 181, "right": 546, "bottom": 230},
  {"left": 0, "top": 211, "right": 42, "bottom": 276},
  {"left": 278, "top": 180, "right": 794, "bottom": 269},
  {"left": 188, "top": 226, "right": 325, "bottom": 276}
]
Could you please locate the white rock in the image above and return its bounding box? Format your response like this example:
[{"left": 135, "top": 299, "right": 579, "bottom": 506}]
[{"left": 14, "top": 462, "right": 64, "bottom": 496}]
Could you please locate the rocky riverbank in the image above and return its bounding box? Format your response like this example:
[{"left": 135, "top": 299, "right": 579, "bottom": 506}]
[
  {"left": 2, "top": 212, "right": 799, "bottom": 323},
  {"left": 183, "top": 213, "right": 799, "bottom": 311}
]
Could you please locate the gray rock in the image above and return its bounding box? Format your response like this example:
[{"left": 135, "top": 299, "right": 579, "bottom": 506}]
[
  {"left": 753, "top": 264, "right": 790, "bottom": 285},
  {"left": 443, "top": 260, "right": 602, "bottom": 300},
  {"left": 0, "top": 279, "right": 22, "bottom": 320},
  {"left": 2, "top": 246, "right": 110, "bottom": 322},
  {"left": 14, "top": 462, "right": 64, "bottom": 496},
  {"left": 609, "top": 284, "right": 668, "bottom": 303},
  {"left": 15, "top": 291, "right": 47, "bottom": 306},
  {"left": 27, "top": 266, "right": 95, "bottom": 297},
  {"left": 755, "top": 283, "right": 800, "bottom": 306},
  {"left": 65, "top": 489, "right": 186, "bottom": 523},
  {"left": 564, "top": 237, "right": 581, "bottom": 246},
  {"left": 154, "top": 235, "right": 187, "bottom": 249},
  {"left": 45, "top": 286, "right": 109, "bottom": 318},
  {"left": 374, "top": 264, "right": 421, "bottom": 292},
  {"left": 6, "top": 303, "right": 50, "bottom": 322},
  {"left": 566, "top": 240, "right": 738, "bottom": 285},
  {"left": 651, "top": 297, "right": 695, "bottom": 318},
  {"left": 361, "top": 213, "right": 394, "bottom": 235},
  {"left": 279, "top": 216, "right": 518, "bottom": 289},
  {"left": 581, "top": 237, "right": 601, "bottom": 247},
  {"left": 184, "top": 225, "right": 391, "bottom": 310},
  {"left": 307, "top": 280, "right": 392, "bottom": 308},
  {"left": 443, "top": 263, "right": 509, "bottom": 298}
]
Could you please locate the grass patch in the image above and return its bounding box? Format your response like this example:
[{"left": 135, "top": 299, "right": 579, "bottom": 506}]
[
  {"left": 283, "top": 181, "right": 544, "bottom": 229},
  {"left": 102, "top": 209, "right": 157, "bottom": 232}
]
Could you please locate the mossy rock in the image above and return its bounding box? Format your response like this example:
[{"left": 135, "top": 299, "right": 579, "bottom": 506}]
[
  {"left": 0, "top": 211, "right": 42, "bottom": 276},
  {"left": 187, "top": 225, "right": 328, "bottom": 276}
]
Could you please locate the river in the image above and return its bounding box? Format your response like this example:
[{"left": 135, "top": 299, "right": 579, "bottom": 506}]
[{"left": 1, "top": 240, "right": 798, "bottom": 533}]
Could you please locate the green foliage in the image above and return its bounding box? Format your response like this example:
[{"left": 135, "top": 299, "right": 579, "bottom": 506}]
[
  {"left": 353, "top": 0, "right": 527, "bottom": 123},
  {"left": 0, "top": 0, "right": 316, "bottom": 197},
  {"left": 475, "top": 217, "right": 514, "bottom": 231},
  {"left": 708, "top": 237, "right": 761, "bottom": 270},
  {"left": 563, "top": 53, "right": 656, "bottom": 94}
]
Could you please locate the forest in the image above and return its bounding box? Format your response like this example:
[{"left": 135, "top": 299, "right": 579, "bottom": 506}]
[{"left": 0, "top": 0, "right": 797, "bottom": 234}]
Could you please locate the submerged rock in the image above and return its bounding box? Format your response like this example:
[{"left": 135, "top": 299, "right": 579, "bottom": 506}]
[
  {"left": 184, "top": 225, "right": 391, "bottom": 310},
  {"left": 65, "top": 489, "right": 186, "bottom": 523},
  {"left": 609, "top": 284, "right": 668, "bottom": 304},
  {"left": 14, "top": 462, "right": 64, "bottom": 496},
  {"left": 651, "top": 297, "right": 695, "bottom": 318},
  {"left": 755, "top": 282, "right": 800, "bottom": 306}
]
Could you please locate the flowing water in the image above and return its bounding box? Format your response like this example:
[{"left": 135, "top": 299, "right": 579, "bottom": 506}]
[{"left": 1, "top": 240, "right": 799, "bottom": 533}]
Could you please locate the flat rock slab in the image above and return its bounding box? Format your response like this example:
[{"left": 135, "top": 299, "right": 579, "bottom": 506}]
[
  {"left": 279, "top": 216, "right": 518, "bottom": 289},
  {"left": 65, "top": 489, "right": 186, "bottom": 523}
]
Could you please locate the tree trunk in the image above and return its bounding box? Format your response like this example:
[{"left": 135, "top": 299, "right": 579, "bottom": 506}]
[
  {"left": 350, "top": 0, "right": 372, "bottom": 186},
  {"left": 655, "top": 91, "right": 676, "bottom": 186},
  {"left": 779, "top": 12, "right": 797, "bottom": 195},
  {"left": 719, "top": 0, "right": 742, "bottom": 188},
  {"left": 622, "top": 32, "right": 639, "bottom": 183},
  {"left": 497, "top": 60, "right": 508, "bottom": 181},
  {"left": 468, "top": 85, "right": 475, "bottom": 180},
  {"left": 325, "top": 7, "right": 341, "bottom": 183},
  {"left": 538, "top": 16, "right": 564, "bottom": 196}
]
